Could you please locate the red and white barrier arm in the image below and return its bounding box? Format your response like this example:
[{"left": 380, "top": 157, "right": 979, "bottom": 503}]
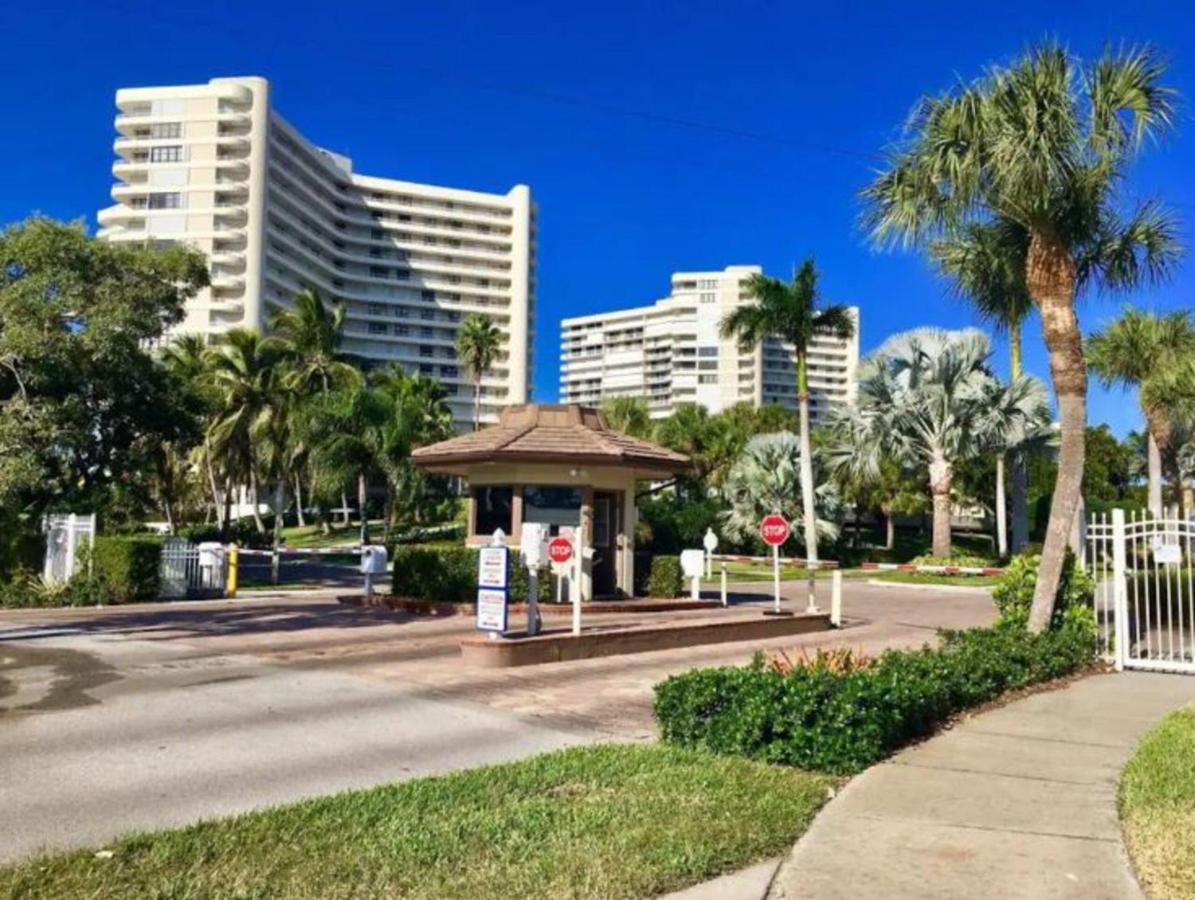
[
  {"left": 861, "top": 562, "right": 1004, "bottom": 576},
  {"left": 711, "top": 554, "right": 839, "bottom": 569},
  {"left": 234, "top": 546, "right": 363, "bottom": 557}
]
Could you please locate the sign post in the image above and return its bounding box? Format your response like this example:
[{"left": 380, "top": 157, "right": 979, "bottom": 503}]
[
  {"left": 702, "top": 528, "right": 718, "bottom": 578},
  {"left": 547, "top": 535, "right": 575, "bottom": 634},
  {"left": 476, "top": 529, "right": 509, "bottom": 637},
  {"left": 759, "top": 514, "right": 791, "bottom": 616},
  {"left": 520, "top": 523, "right": 549, "bottom": 637}
]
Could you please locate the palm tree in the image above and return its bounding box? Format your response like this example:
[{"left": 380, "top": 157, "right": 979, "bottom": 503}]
[
  {"left": 268, "top": 289, "right": 362, "bottom": 528},
  {"left": 862, "top": 43, "right": 1180, "bottom": 631},
  {"left": 600, "top": 396, "right": 652, "bottom": 438},
  {"left": 207, "top": 329, "right": 285, "bottom": 535},
  {"left": 721, "top": 432, "right": 841, "bottom": 546},
  {"left": 163, "top": 334, "right": 225, "bottom": 531},
  {"left": 268, "top": 289, "right": 361, "bottom": 394},
  {"left": 456, "top": 315, "right": 502, "bottom": 431},
  {"left": 933, "top": 218, "right": 1036, "bottom": 552},
  {"left": 306, "top": 385, "right": 391, "bottom": 545},
  {"left": 828, "top": 328, "right": 1002, "bottom": 558},
  {"left": 1087, "top": 309, "right": 1195, "bottom": 516},
  {"left": 720, "top": 259, "right": 855, "bottom": 573}
]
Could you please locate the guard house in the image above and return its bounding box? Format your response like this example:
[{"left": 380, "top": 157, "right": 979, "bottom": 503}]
[{"left": 411, "top": 403, "right": 689, "bottom": 599}]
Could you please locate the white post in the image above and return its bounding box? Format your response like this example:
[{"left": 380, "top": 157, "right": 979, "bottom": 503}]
[
  {"left": 571, "top": 524, "right": 583, "bottom": 637},
  {"left": 772, "top": 543, "right": 781, "bottom": 614},
  {"left": 831, "top": 569, "right": 842, "bottom": 627},
  {"left": 86, "top": 514, "right": 96, "bottom": 575},
  {"left": 690, "top": 574, "right": 700, "bottom": 601},
  {"left": 363, "top": 571, "right": 374, "bottom": 604},
  {"left": 65, "top": 513, "right": 78, "bottom": 580},
  {"left": 706, "top": 549, "right": 711, "bottom": 579},
  {"left": 720, "top": 563, "right": 728, "bottom": 607},
  {"left": 1112, "top": 508, "right": 1128, "bottom": 671},
  {"left": 527, "top": 568, "right": 541, "bottom": 637}
]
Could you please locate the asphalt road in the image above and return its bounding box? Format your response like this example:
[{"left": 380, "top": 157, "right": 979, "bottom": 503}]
[
  {"left": 0, "top": 608, "right": 596, "bottom": 863},
  {"left": 0, "top": 579, "right": 994, "bottom": 863}
]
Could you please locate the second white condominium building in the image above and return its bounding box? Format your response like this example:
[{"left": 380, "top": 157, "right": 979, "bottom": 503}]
[
  {"left": 97, "top": 76, "right": 535, "bottom": 429},
  {"left": 559, "top": 266, "right": 859, "bottom": 423}
]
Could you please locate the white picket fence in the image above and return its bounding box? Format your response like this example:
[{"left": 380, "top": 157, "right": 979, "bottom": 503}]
[
  {"left": 1088, "top": 509, "right": 1195, "bottom": 674},
  {"left": 159, "top": 538, "right": 227, "bottom": 600}
]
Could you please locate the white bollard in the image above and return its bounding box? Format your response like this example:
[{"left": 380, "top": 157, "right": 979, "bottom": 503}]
[
  {"left": 690, "top": 575, "right": 700, "bottom": 601},
  {"left": 720, "top": 563, "right": 728, "bottom": 607},
  {"left": 831, "top": 569, "right": 842, "bottom": 627}
]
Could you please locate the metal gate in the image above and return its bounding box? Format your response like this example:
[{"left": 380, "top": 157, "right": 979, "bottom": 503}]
[
  {"left": 42, "top": 513, "right": 97, "bottom": 582},
  {"left": 160, "top": 539, "right": 227, "bottom": 600},
  {"left": 1088, "top": 509, "right": 1195, "bottom": 674}
]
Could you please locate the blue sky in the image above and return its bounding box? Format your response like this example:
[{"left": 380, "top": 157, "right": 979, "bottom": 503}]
[{"left": 3, "top": 0, "right": 1192, "bottom": 435}]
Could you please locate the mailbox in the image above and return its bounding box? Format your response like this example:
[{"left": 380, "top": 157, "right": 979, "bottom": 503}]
[
  {"left": 360, "top": 545, "right": 389, "bottom": 575},
  {"left": 197, "top": 542, "right": 225, "bottom": 568},
  {"left": 680, "top": 549, "right": 705, "bottom": 579}
]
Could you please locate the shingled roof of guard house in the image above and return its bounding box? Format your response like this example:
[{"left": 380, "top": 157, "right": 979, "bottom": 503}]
[{"left": 410, "top": 403, "right": 690, "bottom": 474}]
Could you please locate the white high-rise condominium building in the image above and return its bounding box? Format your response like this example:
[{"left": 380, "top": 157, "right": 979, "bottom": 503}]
[
  {"left": 97, "top": 76, "right": 535, "bottom": 430},
  {"left": 559, "top": 265, "right": 859, "bottom": 424}
]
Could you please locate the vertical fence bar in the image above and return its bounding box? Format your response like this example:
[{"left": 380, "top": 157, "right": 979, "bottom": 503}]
[{"left": 1112, "top": 509, "right": 1128, "bottom": 672}]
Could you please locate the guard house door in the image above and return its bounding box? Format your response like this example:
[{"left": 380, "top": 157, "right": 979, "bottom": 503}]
[{"left": 593, "top": 492, "right": 619, "bottom": 596}]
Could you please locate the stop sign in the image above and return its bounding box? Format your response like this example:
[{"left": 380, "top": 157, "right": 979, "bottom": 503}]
[
  {"left": 547, "top": 536, "right": 574, "bottom": 564},
  {"left": 759, "top": 514, "right": 791, "bottom": 547}
]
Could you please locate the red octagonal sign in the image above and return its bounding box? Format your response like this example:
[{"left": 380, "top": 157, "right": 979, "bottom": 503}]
[
  {"left": 548, "top": 536, "right": 574, "bottom": 564},
  {"left": 759, "top": 514, "right": 791, "bottom": 547}
]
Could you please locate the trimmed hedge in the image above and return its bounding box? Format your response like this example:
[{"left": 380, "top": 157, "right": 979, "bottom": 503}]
[
  {"left": 992, "top": 551, "right": 1094, "bottom": 628},
  {"left": 647, "top": 556, "right": 683, "bottom": 599},
  {"left": 388, "top": 545, "right": 552, "bottom": 603},
  {"left": 653, "top": 614, "right": 1099, "bottom": 774},
  {"left": 91, "top": 536, "right": 162, "bottom": 603}
]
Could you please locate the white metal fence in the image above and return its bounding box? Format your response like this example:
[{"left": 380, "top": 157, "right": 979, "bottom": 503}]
[
  {"left": 159, "top": 539, "right": 227, "bottom": 600},
  {"left": 1088, "top": 509, "right": 1195, "bottom": 674},
  {"left": 42, "top": 513, "right": 96, "bottom": 582}
]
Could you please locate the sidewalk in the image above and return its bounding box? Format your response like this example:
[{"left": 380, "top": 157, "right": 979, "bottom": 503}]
[{"left": 769, "top": 671, "right": 1195, "bottom": 899}]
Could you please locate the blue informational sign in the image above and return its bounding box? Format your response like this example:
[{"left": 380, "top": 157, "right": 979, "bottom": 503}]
[{"left": 476, "top": 544, "right": 509, "bottom": 633}]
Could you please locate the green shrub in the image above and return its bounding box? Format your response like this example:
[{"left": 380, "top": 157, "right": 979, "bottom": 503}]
[
  {"left": 992, "top": 551, "right": 1094, "bottom": 627},
  {"left": 653, "top": 616, "right": 1098, "bottom": 775},
  {"left": 90, "top": 536, "right": 162, "bottom": 603},
  {"left": 180, "top": 519, "right": 272, "bottom": 549},
  {"left": 647, "top": 556, "right": 683, "bottom": 599},
  {"left": 909, "top": 553, "right": 995, "bottom": 568},
  {"left": 387, "top": 545, "right": 551, "bottom": 603}
]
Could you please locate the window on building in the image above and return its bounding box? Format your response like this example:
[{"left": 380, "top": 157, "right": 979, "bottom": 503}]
[
  {"left": 368, "top": 322, "right": 388, "bottom": 335},
  {"left": 370, "top": 266, "right": 389, "bottom": 279},
  {"left": 149, "top": 146, "right": 183, "bottom": 163},
  {"left": 149, "top": 123, "right": 182, "bottom": 139},
  {"left": 698, "top": 347, "right": 719, "bottom": 357},
  {"left": 421, "top": 289, "right": 435, "bottom": 302},
  {"left": 522, "top": 486, "right": 581, "bottom": 535},
  {"left": 147, "top": 192, "right": 182, "bottom": 209},
  {"left": 395, "top": 324, "right": 409, "bottom": 336},
  {"left": 368, "top": 303, "right": 385, "bottom": 316},
  {"left": 473, "top": 486, "right": 513, "bottom": 535},
  {"left": 420, "top": 326, "right": 433, "bottom": 338},
  {"left": 419, "top": 363, "right": 434, "bottom": 375},
  {"left": 395, "top": 269, "right": 410, "bottom": 281},
  {"left": 420, "top": 346, "right": 433, "bottom": 357}
]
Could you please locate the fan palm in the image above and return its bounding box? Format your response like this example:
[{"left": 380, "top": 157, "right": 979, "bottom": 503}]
[
  {"left": 862, "top": 43, "right": 1181, "bottom": 630},
  {"left": 163, "top": 334, "right": 226, "bottom": 531},
  {"left": 721, "top": 432, "right": 841, "bottom": 545},
  {"left": 456, "top": 315, "right": 502, "bottom": 431},
  {"left": 933, "top": 218, "right": 1037, "bottom": 552},
  {"left": 828, "top": 328, "right": 1000, "bottom": 558},
  {"left": 720, "top": 259, "right": 855, "bottom": 571},
  {"left": 268, "top": 289, "right": 361, "bottom": 393},
  {"left": 1087, "top": 309, "right": 1195, "bottom": 515}
]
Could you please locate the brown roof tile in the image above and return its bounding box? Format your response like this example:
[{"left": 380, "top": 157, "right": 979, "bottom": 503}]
[{"left": 411, "top": 404, "right": 689, "bottom": 473}]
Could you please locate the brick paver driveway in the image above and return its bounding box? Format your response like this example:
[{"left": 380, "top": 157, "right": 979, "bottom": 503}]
[{"left": 0, "top": 577, "right": 992, "bottom": 861}]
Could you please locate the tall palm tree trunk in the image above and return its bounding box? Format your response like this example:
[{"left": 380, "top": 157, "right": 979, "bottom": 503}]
[
  {"left": 929, "top": 454, "right": 953, "bottom": 558},
  {"left": 883, "top": 506, "right": 895, "bottom": 550},
  {"left": 205, "top": 438, "right": 225, "bottom": 532},
  {"left": 796, "top": 355, "right": 818, "bottom": 609},
  {"left": 1146, "top": 431, "right": 1163, "bottom": 516},
  {"left": 273, "top": 479, "right": 286, "bottom": 550},
  {"left": 249, "top": 470, "right": 267, "bottom": 535},
  {"left": 340, "top": 489, "right": 351, "bottom": 527},
  {"left": 357, "top": 473, "right": 369, "bottom": 545},
  {"left": 293, "top": 474, "right": 307, "bottom": 528},
  {"left": 1027, "top": 234, "right": 1084, "bottom": 634},
  {"left": 1008, "top": 323, "right": 1030, "bottom": 553},
  {"left": 995, "top": 454, "right": 1007, "bottom": 558},
  {"left": 474, "top": 376, "right": 482, "bottom": 432}
]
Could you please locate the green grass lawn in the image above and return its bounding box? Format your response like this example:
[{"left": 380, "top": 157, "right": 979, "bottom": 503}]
[
  {"left": 279, "top": 522, "right": 377, "bottom": 549},
  {"left": 0, "top": 745, "right": 833, "bottom": 900},
  {"left": 871, "top": 570, "right": 1001, "bottom": 588},
  {"left": 1120, "top": 705, "right": 1195, "bottom": 900}
]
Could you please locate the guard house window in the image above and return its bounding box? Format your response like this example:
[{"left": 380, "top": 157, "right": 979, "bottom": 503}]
[
  {"left": 473, "top": 486, "right": 513, "bottom": 536},
  {"left": 522, "top": 486, "right": 581, "bottom": 536},
  {"left": 149, "top": 146, "right": 183, "bottom": 163}
]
